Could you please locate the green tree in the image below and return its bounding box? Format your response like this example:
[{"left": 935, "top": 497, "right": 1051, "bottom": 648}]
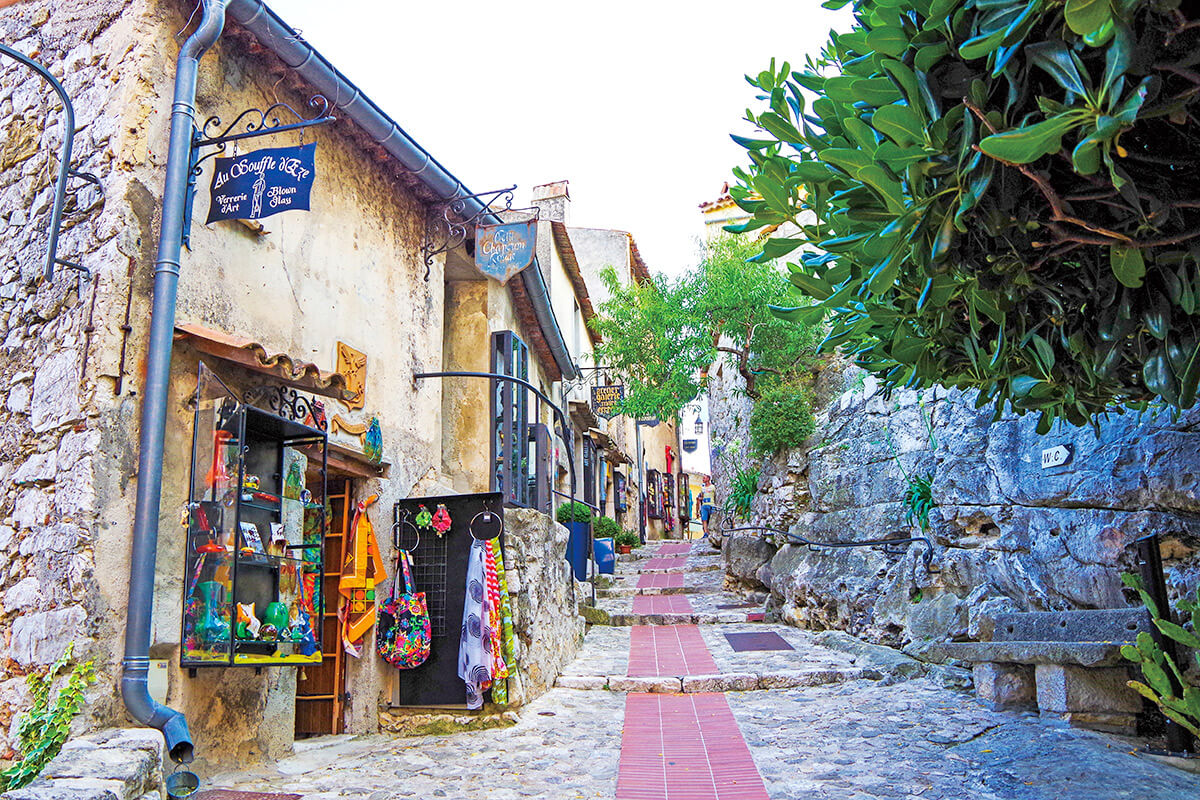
[
  {"left": 591, "top": 235, "right": 822, "bottom": 423},
  {"left": 731, "top": 0, "right": 1200, "bottom": 432}
]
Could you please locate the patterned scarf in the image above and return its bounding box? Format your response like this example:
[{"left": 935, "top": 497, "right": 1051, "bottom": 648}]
[
  {"left": 484, "top": 539, "right": 509, "bottom": 698},
  {"left": 492, "top": 542, "right": 517, "bottom": 705},
  {"left": 458, "top": 539, "right": 493, "bottom": 709}
]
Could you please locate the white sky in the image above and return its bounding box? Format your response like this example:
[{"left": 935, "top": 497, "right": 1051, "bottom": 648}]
[{"left": 271, "top": 1, "right": 849, "bottom": 277}]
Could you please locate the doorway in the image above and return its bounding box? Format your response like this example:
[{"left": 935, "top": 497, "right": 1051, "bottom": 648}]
[{"left": 294, "top": 476, "right": 353, "bottom": 736}]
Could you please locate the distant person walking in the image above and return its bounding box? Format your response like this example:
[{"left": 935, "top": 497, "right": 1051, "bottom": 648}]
[{"left": 698, "top": 475, "right": 716, "bottom": 537}]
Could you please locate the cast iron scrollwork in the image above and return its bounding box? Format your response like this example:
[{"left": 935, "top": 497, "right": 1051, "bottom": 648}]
[
  {"left": 195, "top": 94, "right": 333, "bottom": 148},
  {"left": 420, "top": 185, "right": 520, "bottom": 281},
  {"left": 242, "top": 384, "right": 327, "bottom": 431}
]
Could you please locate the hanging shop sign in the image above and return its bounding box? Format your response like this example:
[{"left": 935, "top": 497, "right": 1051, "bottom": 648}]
[
  {"left": 591, "top": 384, "right": 625, "bottom": 420},
  {"left": 474, "top": 220, "right": 536, "bottom": 284},
  {"left": 207, "top": 143, "right": 316, "bottom": 224}
]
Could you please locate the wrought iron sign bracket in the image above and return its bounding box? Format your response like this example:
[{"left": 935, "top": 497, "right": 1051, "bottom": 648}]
[
  {"left": 421, "top": 185, "right": 534, "bottom": 281},
  {"left": 182, "top": 95, "right": 336, "bottom": 249},
  {"left": 0, "top": 44, "right": 105, "bottom": 281}
]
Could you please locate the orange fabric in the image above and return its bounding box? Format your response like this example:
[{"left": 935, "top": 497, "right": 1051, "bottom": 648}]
[{"left": 338, "top": 495, "right": 386, "bottom": 655}]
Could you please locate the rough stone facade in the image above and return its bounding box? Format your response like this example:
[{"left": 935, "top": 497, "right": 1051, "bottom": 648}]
[
  {"left": 0, "top": 0, "right": 589, "bottom": 775},
  {"left": 0, "top": 0, "right": 151, "bottom": 760},
  {"left": 718, "top": 362, "right": 1200, "bottom": 656}
]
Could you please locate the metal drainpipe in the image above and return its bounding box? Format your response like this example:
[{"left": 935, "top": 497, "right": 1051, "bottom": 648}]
[{"left": 121, "top": 0, "right": 229, "bottom": 765}]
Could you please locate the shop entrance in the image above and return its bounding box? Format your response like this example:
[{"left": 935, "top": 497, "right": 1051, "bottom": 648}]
[{"left": 294, "top": 476, "right": 353, "bottom": 736}]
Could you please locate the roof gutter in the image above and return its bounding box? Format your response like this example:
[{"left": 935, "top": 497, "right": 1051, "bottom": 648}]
[
  {"left": 123, "top": 0, "right": 231, "bottom": 765},
  {"left": 225, "top": 0, "right": 576, "bottom": 380}
]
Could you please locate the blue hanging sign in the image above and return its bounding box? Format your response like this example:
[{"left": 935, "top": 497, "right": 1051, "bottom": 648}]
[
  {"left": 474, "top": 219, "right": 536, "bottom": 284},
  {"left": 206, "top": 143, "right": 316, "bottom": 224}
]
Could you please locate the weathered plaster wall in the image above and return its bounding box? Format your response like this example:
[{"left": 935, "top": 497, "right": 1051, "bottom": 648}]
[
  {"left": 442, "top": 280, "right": 490, "bottom": 494},
  {"left": 720, "top": 362, "right": 1200, "bottom": 658}
]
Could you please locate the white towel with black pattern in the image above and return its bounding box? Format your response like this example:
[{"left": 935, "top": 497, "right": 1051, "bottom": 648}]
[{"left": 458, "top": 539, "right": 494, "bottom": 709}]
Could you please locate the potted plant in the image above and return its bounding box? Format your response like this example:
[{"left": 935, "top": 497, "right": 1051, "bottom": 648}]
[
  {"left": 592, "top": 516, "right": 622, "bottom": 575},
  {"left": 556, "top": 501, "right": 593, "bottom": 581},
  {"left": 615, "top": 530, "right": 640, "bottom": 555}
]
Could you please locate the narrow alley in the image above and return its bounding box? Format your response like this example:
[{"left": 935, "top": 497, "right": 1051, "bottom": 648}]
[{"left": 203, "top": 541, "right": 1200, "bottom": 800}]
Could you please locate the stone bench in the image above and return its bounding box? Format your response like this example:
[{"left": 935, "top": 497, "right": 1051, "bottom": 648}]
[{"left": 924, "top": 608, "right": 1152, "bottom": 734}]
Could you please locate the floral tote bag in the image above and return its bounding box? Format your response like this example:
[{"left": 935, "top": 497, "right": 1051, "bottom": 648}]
[{"left": 376, "top": 550, "right": 431, "bottom": 669}]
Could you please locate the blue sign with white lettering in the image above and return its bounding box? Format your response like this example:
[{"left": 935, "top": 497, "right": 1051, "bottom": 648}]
[
  {"left": 474, "top": 219, "right": 536, "bottom": 284},
  {"left": 206, "top": 143, "right": 316, "bottom": 224}
]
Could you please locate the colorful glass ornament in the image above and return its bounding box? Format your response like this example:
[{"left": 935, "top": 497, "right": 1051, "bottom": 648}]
[
  {"left": 364, "top": 416, "right": 383, "bottom": 464},
  {"left": 431, "top": 503, "right": 452, "bottom": 536}
]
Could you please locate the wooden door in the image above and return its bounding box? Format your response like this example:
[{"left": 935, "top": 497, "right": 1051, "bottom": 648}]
[{"left": 295, "top": 477, "right": 352, "bottom": 736}]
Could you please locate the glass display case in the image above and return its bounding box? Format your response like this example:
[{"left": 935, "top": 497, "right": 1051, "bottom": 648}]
[{"left": 181, "top": 365, "right": 327, "bottom": 669}]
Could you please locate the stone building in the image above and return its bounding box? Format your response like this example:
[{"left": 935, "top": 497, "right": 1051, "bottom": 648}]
[
  {"left": 0, "top": 0, "right": 601, "bottom": 772},
  {"left": 530, "top": 182, "right": 685, "bottom": 540}
]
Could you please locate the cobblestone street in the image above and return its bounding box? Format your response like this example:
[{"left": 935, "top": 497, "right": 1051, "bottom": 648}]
[{"left": 206, "top": 542, "right": 1200, "bottom": 799}]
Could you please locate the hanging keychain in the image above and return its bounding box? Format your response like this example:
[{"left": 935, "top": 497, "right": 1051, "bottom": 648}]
[
  {"left": 431, "top": 503, "right": 452, "bottom": 537},
  {"left": 415, "top": 504, "right": 433, "bottom": 531}
]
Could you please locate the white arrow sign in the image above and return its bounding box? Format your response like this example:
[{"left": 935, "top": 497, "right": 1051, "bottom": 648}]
[{"left": 1041, "top": 445, "right": 1073, "bottom": 469}]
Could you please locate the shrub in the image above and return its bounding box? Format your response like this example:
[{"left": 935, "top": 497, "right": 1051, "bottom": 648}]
[
  {"left": 733, "top": 0, "right": 1200, "bottom": 431},
  {"left": 555, "top": 501, "right": 592, "bottom": 524},
  {"left": 615, "top": 530, "right": 642, "bottom": 548},
  {"left": 1121, "top": 573, "right": 1200, "bottom": 737},
  {"left": 725, "top": 465, "right": 760, "bottom": 520},
  {"left": 593, "top": 516, "right": 623, "bottom": 540},
  {"left": 0, "top": 643, "right": 96, "bottom": 792},
  {"left": 749, "top": 381, "right": 816, "bottom": 455}
]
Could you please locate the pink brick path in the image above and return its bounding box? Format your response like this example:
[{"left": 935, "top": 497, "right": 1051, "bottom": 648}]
[
  {"left": 627, "top": 625, "right": 717, "bottom": 677},
  {"left": 637, "top": 572, "right": 685, "bottom": 590},
  {"left": 632, "top": 594, "right": 694, "bottom": 615},
  {"left": 643, "top": 556, "right": 690, "bottom": 571},
  {"left": 616, "top": 693, "right": 770, "bottom": 800},
  {"left": 656, "top": 542, "right": 693, "bottom": 556}
]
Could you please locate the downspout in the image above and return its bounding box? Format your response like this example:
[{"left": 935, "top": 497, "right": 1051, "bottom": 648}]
[
  {"left": 225, "top": 0, "right": 576, "bottom": 381},
  {"left": 122, "top": 0, "right": 229, "bottom": 764}
]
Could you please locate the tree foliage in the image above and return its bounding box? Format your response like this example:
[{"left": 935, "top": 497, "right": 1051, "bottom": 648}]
[
  {"left": 591, "top": 236, "right": 822, "bottom": 421},
  {"left": 731, "top": 0, "right": 1200, "bottom": 432}
]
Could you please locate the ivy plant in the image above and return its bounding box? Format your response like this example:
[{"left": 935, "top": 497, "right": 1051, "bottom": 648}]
[
  {"left": 0, "top": 643, "right": 97, "bottom": 791},
  {"left": 731, "top": 0, "right": 1200, "bottom": 431}
]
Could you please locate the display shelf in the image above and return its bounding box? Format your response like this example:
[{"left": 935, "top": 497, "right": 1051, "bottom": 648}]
[{"left": 181, "top": 366, "right": 327, "bottom": 669}]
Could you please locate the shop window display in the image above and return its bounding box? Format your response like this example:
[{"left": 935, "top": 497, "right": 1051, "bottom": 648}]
[{"left": 181, "top": 364, "right": 327, "bottom": 668}]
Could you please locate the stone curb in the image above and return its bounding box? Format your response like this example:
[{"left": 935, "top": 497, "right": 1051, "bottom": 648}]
[
  {"left": 554, "top": 668, "right": 868, "bottom": 694},
  {"left": 598, "top": 612, "right": 752, "bottom": 627}
]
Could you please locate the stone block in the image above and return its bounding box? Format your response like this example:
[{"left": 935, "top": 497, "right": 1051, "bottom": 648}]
[
  {"left": 1034, "top": 664, "right": 1142, "bottom": 716},
  {"left": 10, "top": 606, "right": 86, "bottom": 665},
  {"left": 554, "top": 675, "right": 607, "bottom": 690},
  {"left": 607, "top": 676, "right": 681, "bottom": 693},
  {"left": 11, "top": 452, "right": 56, "bottom": 486},
  {"left": 681, "top": 673, "right": 758, "bottom": 693},
  {"left": 0, "top": 785, "right": 120, "bottom": 800},
  {"left": 994, "top": 609, "right": 1150, "bottom": 643},
  {"left": 973, "top": 663, "right": 1035, "bottom": 710}
]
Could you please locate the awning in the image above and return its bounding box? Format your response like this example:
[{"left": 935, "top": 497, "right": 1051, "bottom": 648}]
[
  {"left": 588, "top": 427, "right": 616, "bottom": 450},
  {"left": 175, "top": 323, "right": 357, "bottom": 402},
  {"left": 569, "top": 400, "right": 599, "bottom": 431}
]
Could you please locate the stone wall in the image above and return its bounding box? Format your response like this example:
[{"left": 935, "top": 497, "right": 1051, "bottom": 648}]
[
  {"left": 719, "top": 362, "right": 1200, "bottom": 656},
  {"left": 0, "top": 0, "right": 147, "bottom": 759}
]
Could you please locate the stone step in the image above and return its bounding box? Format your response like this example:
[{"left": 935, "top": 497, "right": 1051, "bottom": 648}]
[
  {"left": 631, "top": 563, "right": 723, "bottom": 575},
  {"left": 555, "top": 667, "right": 873, "bottom": 694},
  {"left": 579, "top": 606, "right": 763, "bottom": 626}
]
